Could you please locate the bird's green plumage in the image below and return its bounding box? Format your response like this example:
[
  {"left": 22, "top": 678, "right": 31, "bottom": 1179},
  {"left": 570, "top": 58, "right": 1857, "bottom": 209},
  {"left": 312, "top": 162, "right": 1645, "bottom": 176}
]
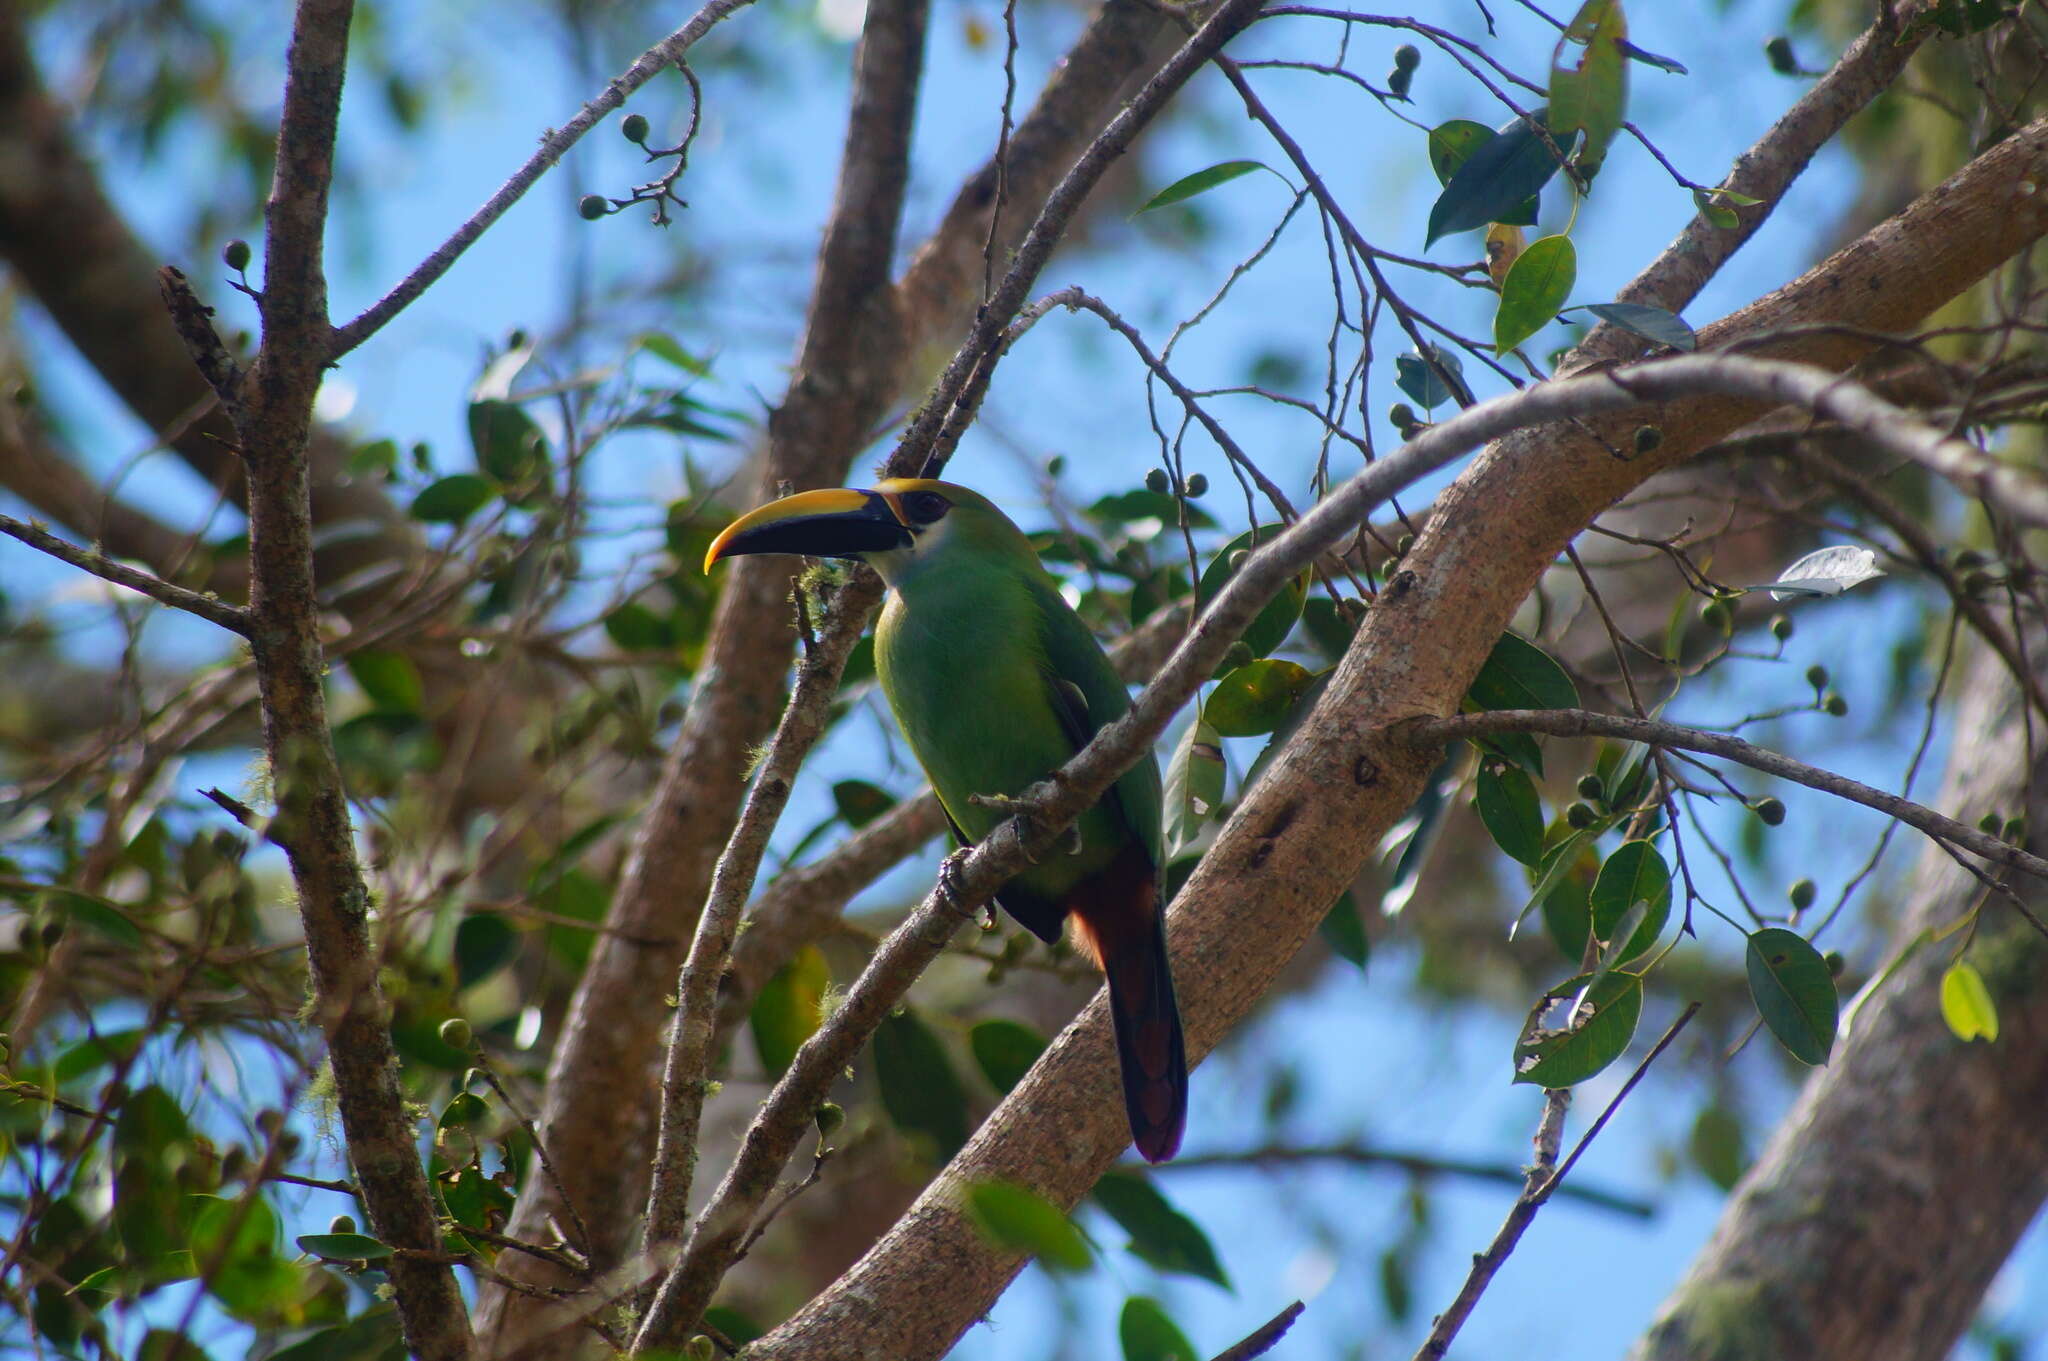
[
  {"left": 871, "top": 494, "right": 1161, "bottom": 937},
  {"left": 706, "top": 477, "right": 1186, "bottom": 1160}
]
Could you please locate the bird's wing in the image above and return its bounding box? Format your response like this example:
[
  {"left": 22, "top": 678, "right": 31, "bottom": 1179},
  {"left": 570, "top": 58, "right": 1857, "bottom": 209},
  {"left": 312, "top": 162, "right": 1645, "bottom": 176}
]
[{"left": 1022, "top": 575, "right": 1166, "bottom": 869}]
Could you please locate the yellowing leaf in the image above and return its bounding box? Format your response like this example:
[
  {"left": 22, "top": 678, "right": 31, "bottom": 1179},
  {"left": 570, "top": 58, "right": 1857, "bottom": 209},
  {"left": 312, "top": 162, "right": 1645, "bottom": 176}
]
[{"left": 1939, "top": 961, "right": 1999, "bottom": 1042}]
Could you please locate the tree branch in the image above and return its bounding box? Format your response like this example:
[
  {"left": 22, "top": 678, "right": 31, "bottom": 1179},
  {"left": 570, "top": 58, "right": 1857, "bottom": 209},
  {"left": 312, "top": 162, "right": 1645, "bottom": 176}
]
[
  {"left": 1410, "top": 709, "right": 2048, "bottom": 898},
  {"left": 0, "top": 511, "right": 250, "bottom": 634},
  {"left": 327, "top": 0, "right": 764, "bottom": 358}
]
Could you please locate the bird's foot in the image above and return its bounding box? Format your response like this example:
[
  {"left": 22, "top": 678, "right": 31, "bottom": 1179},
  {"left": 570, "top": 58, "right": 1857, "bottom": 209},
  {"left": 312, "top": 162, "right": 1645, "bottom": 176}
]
[
  {"left": 968, "top": 790, "right": 1046, "bottom": 863},
  {"left": 935, "top": 846, "right": 972, "bottom": 914}
]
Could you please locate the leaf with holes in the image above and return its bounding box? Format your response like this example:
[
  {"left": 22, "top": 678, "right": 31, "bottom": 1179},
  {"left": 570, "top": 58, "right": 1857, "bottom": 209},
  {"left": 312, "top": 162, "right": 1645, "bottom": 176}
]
[
  {"left": 1746, "top": 928, "right": 1838, "bottom": 1064},
  {"left": 1163, "top": 718, "right": 1226, "bottom": 857},
  {"left": 1549, "top": 0, "right": 1629, "bottom": 177},
  {"left": 1514, "top": 970, "right": 1643, "bottom": 1087}
]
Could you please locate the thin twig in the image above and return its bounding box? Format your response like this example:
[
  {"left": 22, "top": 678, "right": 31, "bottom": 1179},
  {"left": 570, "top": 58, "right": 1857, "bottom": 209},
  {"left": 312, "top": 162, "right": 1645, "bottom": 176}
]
[
  {"left": 0, "top": 512, "right": 250, "bottom": 634},
  {"left": 1209, "top": 1301, "right": 1307, "bottom": 1361},
  {"left": 1162, "top": 1142, "right": 1654, "bottom": 1216}
]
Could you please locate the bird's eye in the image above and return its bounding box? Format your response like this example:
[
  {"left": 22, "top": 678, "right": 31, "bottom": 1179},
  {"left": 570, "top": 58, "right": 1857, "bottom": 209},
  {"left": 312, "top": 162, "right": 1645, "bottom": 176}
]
[{"left": 903, "top": 490, "right": 951, "bottom": 525}]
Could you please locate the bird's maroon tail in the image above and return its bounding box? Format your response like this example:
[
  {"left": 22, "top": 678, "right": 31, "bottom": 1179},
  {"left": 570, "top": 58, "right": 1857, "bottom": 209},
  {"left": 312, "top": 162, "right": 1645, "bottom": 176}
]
[{"left": 1069, "top": 847, "right": 1187, "bottom": 1163}]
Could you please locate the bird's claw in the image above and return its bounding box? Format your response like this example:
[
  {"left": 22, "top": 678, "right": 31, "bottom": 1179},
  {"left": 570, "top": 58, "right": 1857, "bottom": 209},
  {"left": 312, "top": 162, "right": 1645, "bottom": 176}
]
[{"left": 936, "top": 847, "right": 971, "bottom": 913}]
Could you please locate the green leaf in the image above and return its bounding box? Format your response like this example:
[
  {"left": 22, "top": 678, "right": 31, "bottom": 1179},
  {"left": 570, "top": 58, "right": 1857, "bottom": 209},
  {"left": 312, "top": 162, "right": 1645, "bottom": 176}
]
[
  {"left": 1205, "top": 659, "right": 1316, "bottom": 737},
  {"left": 1549, "top": 1, "right": 1629, "bottom": 177},
  {"left": 1465, "top": 632, "right": 1578, "bottom": 776},
  {"left": 703, "top": 1306, "right": 765, "bottom": 1346},
  {"left": 347, "top": 438, "right": 399, "bottom": 481},
  {"left": 346, "top": 650, "right": 424, "bottom": 715},
  {"left": 1426, "top": 109, "right": 1567, "bottom": 246},
  {"left": 295, "top": 1233, "right": 393, "bottom": 1261},
  {"left": 1692, "top": 187, "right": 1740, "bottom": 228},
  {"left": 1493, "top": 235, "right": 1578, "bottom": 353},
  {"left": 454, "top": 912, "right": 517, "bottom": 988},
  {"left": 1094, "top": 1171, "right": 1231, "bottom": 1289},
  {"left": 970, "top": 1018, "right": 1047, "bottom": 1095},
  {"left": 53, "top": 1028, "right": 146, "bottom": 1084},
  {"left": 1939, "top": 960, "right": 1999, "bottom": 1042},
  {"left": 1587, "top": 839, "right": 1670, "bottom": 962},
  {"left": 1195, "top": 525, "right": 1310, "bottom": 670},
  {"left": 1427, "top": 120, "right": 1539, "bottom": 224},
  {"left": 964, "top": 1179, "right": 1092, "bottom": 1271},
  {"left": 409, "top": 474, "right": 496, "bottom": 525},
  {"left": 1120, "top": 1296, "right": 1199, "bottom": 1361},
  {"left": 874, "top": 1008, "right": 969, "bottom": 1160},
  {"left": 1085, "top": 489, "right": 1217, "bottom": 531},
  {"left": 1138, "top": 160, "right": 1269, "bottom": 213},
  {"left": 1319, "top": 890, "right": 1370, "bottom": 970},
  {"left": 138, "top": 1331, "right": 213, "bottom": 1361},
  {"left": 831, "top": 779, "right": 896, "bottom": 829},
  {"left": 1578, "top": 301, "right": 1697, "bottom": 351},
  {"left": 1689, "top": 1104, "right": 1746, "bottom": 1191},
  {"left": 1475, "top": 763, "right": 1545, "bottom": 866},
  {"left": 265, "top": 1305, "right": 404, "bottom": 1361},
  {"left": 602, "top": 601, "right": 677, "bottom": 653},
  {"left": 467, "top": 399, "right": 549, "bottom": 485},
  {"left": 1514, "top": 970, "right": 1643, "bottom": 1087},
  {"left": 42, "top": 888, "right": 143, "bottom": 948},
  {"left": 751, "top": 946, "right": 829, "bottom": 1076},
  {"left": 1745, "top": 928, "right": 1839, "bottom": 1065},
  {"left": 1163, "top": 718, "right": 1226, "bottom": 858},
  {"left": 1394, "top": 346, "right": 1473, "bottom": 411},
  {"left": 635, "top": 332, "right": 713, "bottom": 376}
]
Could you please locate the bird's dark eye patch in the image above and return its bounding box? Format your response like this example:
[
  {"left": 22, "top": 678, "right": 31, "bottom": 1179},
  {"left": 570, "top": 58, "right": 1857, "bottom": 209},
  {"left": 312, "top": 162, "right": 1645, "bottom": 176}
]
[{"left": 903, "top": 490, "right": 951, "bottom": 525}]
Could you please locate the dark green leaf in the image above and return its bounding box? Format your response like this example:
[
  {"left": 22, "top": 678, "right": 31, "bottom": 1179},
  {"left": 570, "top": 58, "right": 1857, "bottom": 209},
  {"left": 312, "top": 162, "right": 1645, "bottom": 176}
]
[
  {"left": 964, "top": 1179, "right": 1092, "bottom": 1270},
  {"left": 1195, "top": 525, "right": 1309, "bottom": 670},
  {"left": 409, "top": 474, "right": 496, "bottom": 525},
  {"left": 1465, "top": 632, "right": 1578, "bottom": 776},
  {"left": 1513, "top": 970, "right": 1643, "bottom": 1086},
  {"left": 970, "top": 1018, "right": 1047, "bottom": 1095},
  {"left": 138, "top": 1331, "right": 213, "bottom": 1361},
  {"left": 1475, "top": 763, "right": 1545, "bottom": 866},
  {"left": 1205, "top": 659, "right": 1315, "bottom": 737},
  {"left": 1138, "top": 160, "right": 1269, "bottom": 213},
  {"left": 1426, "top": 109, "right": 1567, "bottom": 246},
  {"left": 1540, "top": 852, "right": 1593, "bottom": 960},
  {"left": 265, "top": 1305, "right": 404, "bottom": 1361},
  {"left": 1493, "top": 235, "right": 1578, "bottom": 353},
  {"left": 874, "top": 1008, "right": 969, "bottom": 1160},
  {"left": 114, "top": 1082, "right": 191, "bottom": 1158},
  {"left": 1427, "top": 120, "right": 1539, "bottom": 224},
  {"left": 751, "top": 946, "right": 828, "bottom": 1076},
  {"left": 1163, "top": 718, "right": 1226, "bottom": 856},
  {"left": 1579, "top": 301, "right": 1696, "bottom": 351},
  {"left": 1549, "top": 1, "right": 1629, "bottom": 176},
  {"left": 1320, "top": 890, "right": 1370, "bottom": 970},
  {"left": 1588, "top": 839, "right": 1670, "bottom": 962},
  {"left": 1120, "top": 1296, "right": 1199, "bottom": 1361},
  {"left": 42, "top": 889, "right": 142, "bottom": 948},
  {"left": 1085, "top": 490, "right": 1215, "bottom": 531},
  {"left": 1746, "top": 928, "right": 1838, "bottom": 1064},
  {"left": 602, "top": 601, "right": 677, "bottom": 653},
  {"left": 467, "top": 399, "right": 548, "bottom": 485},
  {"left": 454, "top": 912, "right": 518, "bottom": 988},
  {"left": 346, "top": 650, "right": 424, "bottom": 715},
  {"left": 1394, "top": 346, "right": 1474, "bottom": 411},
  {"left": 296, "top": 1233, "right": 393, "bottom": 1261},
  {"left": 1094, "top": 1171, "right": 1231, "bottom": 1289},
  {"left": 703, "top": 1307, "right": 764, "bottom": 1346},
  {"left": 53, "top": 1028, "right": 145, "bottom": 1084},
  {"left": 1689, "top": 1104, "right": 1746, "bottom": 1190},
  {"left": 831, "top": 779, "right": 896, "bottom": 829}
]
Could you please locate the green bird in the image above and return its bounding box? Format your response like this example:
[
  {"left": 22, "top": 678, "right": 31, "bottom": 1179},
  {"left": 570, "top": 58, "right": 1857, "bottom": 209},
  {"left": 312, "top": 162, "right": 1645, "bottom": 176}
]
[{"left": 705, "top": 478, "right": 1186, "bottom": 1162}]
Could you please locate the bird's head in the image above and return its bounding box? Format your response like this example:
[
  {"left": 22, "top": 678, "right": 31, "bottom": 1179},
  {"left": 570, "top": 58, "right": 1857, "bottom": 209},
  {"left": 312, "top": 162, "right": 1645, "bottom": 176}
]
[{"left": 703, "top": 478, "right": 1028, "bottom": 585}]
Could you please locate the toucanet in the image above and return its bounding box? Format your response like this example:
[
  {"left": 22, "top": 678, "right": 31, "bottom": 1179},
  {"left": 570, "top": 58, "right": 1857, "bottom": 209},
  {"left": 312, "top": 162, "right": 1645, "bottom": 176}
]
[{"left": 705, "top": 478, "right": 1187, "bottom": 1162}]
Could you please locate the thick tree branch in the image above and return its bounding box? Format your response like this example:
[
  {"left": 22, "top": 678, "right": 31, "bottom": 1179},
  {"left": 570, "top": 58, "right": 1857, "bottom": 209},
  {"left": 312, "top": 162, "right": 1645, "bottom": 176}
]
[
  {"left": 742, "top": 111, "right": 2048, "bottom": 1361},
  {"left": 217, "top": 4, "right": 474, "bottom": 1359}
]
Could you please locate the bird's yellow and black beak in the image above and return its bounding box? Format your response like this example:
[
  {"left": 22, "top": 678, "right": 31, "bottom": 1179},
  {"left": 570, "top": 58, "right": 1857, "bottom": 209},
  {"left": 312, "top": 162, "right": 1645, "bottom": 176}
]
[{"left": 702, "top": 488, "right": 913, "bottom": 572}]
